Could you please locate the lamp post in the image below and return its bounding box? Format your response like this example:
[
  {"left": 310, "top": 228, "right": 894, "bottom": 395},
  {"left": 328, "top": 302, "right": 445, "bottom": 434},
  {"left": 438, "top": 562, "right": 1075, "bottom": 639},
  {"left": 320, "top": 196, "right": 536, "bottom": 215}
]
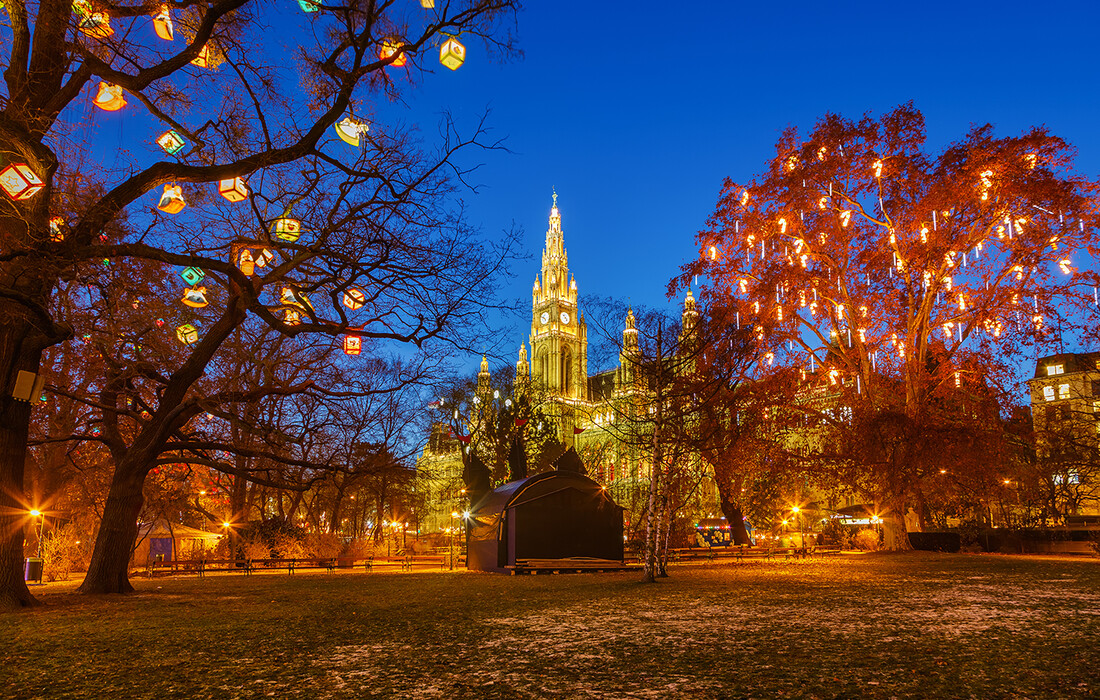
[
  {"left": 450, "top": 511, "right": 459, "bottom": 570},
  {"left": 791, "top": 506, "right": 805, "bottom": 556},
  {"left": 29, "top": 509, "right": 44, "bottom": 558}
]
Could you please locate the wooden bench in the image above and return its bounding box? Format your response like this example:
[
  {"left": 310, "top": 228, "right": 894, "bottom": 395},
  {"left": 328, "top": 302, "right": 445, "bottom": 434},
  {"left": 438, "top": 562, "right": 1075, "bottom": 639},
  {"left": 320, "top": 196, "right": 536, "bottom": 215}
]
[{"left": 507, "top": 557, "right": 639, "bottom": 575}]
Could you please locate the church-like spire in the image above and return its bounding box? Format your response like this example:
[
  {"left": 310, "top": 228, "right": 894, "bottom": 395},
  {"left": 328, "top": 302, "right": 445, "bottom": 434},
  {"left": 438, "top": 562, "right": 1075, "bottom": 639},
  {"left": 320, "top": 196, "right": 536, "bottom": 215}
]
[
  {"left": 477, "top": 355, "right": 490, "bottom": 394},
  {"left": 623, "top": 307, "right": 639, "bottom": 354}
]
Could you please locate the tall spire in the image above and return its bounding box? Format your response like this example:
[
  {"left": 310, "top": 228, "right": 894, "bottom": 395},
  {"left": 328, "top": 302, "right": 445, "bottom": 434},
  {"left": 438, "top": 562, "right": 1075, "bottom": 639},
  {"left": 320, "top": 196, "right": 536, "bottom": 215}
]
[{"left": 534, "top": 189, "right": 574, "bottom": 306}]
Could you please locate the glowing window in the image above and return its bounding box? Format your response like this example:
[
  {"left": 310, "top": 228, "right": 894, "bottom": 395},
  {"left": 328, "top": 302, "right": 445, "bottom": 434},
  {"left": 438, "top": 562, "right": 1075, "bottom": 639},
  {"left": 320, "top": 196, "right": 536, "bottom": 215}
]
[
  {"left": 1043, "top": 386, "right": 1055, "bottom": 401},
  {"left": 1058, "top": 384, "right": 1070, "bottom": 400},
  {"left": 1046, "top": 364, "right": 1064, "bottom": 376}
]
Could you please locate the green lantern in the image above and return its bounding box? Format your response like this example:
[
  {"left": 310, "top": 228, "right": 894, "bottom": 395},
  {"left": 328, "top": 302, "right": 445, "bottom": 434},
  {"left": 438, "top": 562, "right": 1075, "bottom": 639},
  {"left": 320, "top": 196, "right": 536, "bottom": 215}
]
[{"left": 180, "top": 266, "right": 205, "bottom": 286}]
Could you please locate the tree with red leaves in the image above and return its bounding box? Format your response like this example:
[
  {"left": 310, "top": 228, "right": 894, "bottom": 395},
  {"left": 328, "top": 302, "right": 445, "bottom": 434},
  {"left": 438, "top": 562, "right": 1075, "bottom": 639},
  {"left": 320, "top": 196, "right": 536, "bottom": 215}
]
[{"left": 682, "top": 104, "right": 1099, "bottom": 548}]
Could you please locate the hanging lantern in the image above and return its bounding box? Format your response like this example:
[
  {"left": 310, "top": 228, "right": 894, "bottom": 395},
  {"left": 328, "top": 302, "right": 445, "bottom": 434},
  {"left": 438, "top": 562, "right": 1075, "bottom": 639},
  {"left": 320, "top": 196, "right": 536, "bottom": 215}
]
[
  {"left": 157, "top": 184, "right": 186, "bottom": 213},
  {"left": 79, "top": 11, "right": 113, "bottom": 38},
  {"left": 420, "top": 0, "right": 434, "bottom": 7},
  {"left": 343, "top": 288, "right": 365, "bottom": 309},
  {"left": 182, "top": 286, "right": 209, "bottom": 308},
  {"left": 180, "top": 266, "right": 205, "bottom": 286},
  {"left": 176, "top": 323, "right": 199, "bottom": 344},
  {"left": 255, "top": 247, "right": 274, "bottom": 268},
  {"left": 218, "top": 177, "right": 249, "bottom": 202},
  {"left": 273, "top": 217, "right": 301, "bottom": 242},
  {"left": 157, "top": 130, "right": 186, "bottom": 155},
  {"left": 191, "top": 44, "right": 211, "bottom": 68},
  {"left": 440, "top": 37, "right": 466, "bottom": 70},
  {"left": 297, "top": 0, "right": 319, "bottom": 11},
  {"left": 49, "top": 217, "right": 65, "bottom": 242},
  {"left": 284, "top": 309, "right": 301, "bottom": 326},
  {"left": 93, "top": 82, "right": 126, "bottom": 111},
  {"left": 153, "top": 5, "right": 173, "bottom": 40},
  {"left": 237, "top": 249, "right": 256, "bottom": 276},
  {"left": 379, "top": 39, "right": 407, "bottom": 67},
  {"left": 334, "top": 117, "right": 368, "bottom": 147},
  {"left": 0, "top": 163, "right": 45, "bottom": 200},
  {"left": 343, "top": 333, "right": 362, "bottom": 355}
]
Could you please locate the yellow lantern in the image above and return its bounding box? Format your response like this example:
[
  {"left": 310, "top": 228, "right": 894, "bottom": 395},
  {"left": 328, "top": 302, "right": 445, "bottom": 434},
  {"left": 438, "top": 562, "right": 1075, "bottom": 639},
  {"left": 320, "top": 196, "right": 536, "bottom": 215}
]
[
  {"left": 49, "top": 217, "right": 65, "bottom": 242},
  {"left": 93, "top": 83, "right": 126, "bottom": 111},
  {"left": 420, "top": 0, "right": 434, "bottom": 7},
  {"left": 176, "top": 323, "right": 199, "bottom": 344},
  {"left": 343, "top": 288, "right": 365, "bottom": 309},
  {"left": 334, "top": 117, "right": 368, "bottom": 147},
  {"left": 284, "top": 309, "right": 301, "bottom": 326},
  {"left": 218, "top": 177, "right": 249, "bottom": 202},
  {"left": 153, "top": 5, "right": 173, "bottom": 40},
  {"left": 0, "top": 163, "right": 45, "bottom": 200},
  {"left": 273, "top": 217, "right": 301, "bottom": 242},
  {"left": 157, "top": 184, "right": 186, "bottom": 214},
  {"left": 79, "top": 11, "right": 113, "bottom": 38},
  {"left": 191, "top": 44, "right": 211, "bottom": 68},
  {"left": 343, "top": 333, "right": 362, "bottom": 355},
  {"left": 237, "top": 249, "right": 256, "bottom": 276},
  {"left": 182, "top": 286, "right": 209, "bottom": 308},
  {"left": 440, "top": 37, "right": 466, "bottom": 70},
  {"left": 379, "top": 39, "right": 407, "bottom": 67}
]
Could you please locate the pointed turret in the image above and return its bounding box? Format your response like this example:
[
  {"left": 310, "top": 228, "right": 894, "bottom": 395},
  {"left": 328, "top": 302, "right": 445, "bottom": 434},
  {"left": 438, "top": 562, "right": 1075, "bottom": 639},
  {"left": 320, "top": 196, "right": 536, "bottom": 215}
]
[
  {"left": 515, "top": 344, "right": 530, "bottom": 396},
  {"left": 679, "top": 288, "right": 699, "bottom": 348},
  {"left": 477, "top": 355, "right": 491, "bottom": 394}
]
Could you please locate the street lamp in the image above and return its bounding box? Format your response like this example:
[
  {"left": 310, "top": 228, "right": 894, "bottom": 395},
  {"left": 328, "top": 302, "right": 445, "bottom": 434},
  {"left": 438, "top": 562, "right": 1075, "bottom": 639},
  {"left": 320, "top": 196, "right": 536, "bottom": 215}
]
[
  {"left": 791, "top": 506, "right": 807, "bottom": 555},
  {"left": 29, "top": 509, "right": 44, "bottom": 558}
]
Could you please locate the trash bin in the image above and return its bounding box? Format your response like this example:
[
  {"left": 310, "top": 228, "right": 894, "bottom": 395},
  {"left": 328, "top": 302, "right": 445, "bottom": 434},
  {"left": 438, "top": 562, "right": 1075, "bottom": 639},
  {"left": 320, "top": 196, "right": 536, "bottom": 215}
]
[{"left": 24, "top": 557, "right": 43, "bottom": 583}]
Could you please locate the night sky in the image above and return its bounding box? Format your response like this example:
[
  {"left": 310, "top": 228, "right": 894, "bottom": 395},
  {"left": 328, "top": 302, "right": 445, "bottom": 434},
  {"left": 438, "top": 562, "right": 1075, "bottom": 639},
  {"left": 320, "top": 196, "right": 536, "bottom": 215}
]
[{"left": 403, "top": 0, "right": 1100, "bottom": 366}]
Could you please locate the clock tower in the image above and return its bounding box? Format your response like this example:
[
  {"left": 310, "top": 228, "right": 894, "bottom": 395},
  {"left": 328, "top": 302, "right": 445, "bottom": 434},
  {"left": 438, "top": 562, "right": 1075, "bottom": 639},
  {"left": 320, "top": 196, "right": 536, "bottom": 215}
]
[{"left": 527, "top": 192, "right": 588, "bottom": 404}]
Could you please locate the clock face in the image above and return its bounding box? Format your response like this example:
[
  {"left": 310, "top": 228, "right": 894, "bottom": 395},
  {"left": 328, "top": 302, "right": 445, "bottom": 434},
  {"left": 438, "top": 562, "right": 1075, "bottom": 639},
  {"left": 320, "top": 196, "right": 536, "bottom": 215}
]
[
  {"left": 540, "top": 311, "right": 550, "bottom": 325},
  {"left": 560, "top": 311, "right": 570, "bottom": 325}
]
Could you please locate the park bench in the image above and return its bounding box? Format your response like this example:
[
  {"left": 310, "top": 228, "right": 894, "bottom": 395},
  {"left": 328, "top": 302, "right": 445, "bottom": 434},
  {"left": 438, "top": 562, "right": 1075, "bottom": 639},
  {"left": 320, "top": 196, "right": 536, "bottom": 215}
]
[{"left": 507, "top": 557, "right": 638, "bottom": 575}]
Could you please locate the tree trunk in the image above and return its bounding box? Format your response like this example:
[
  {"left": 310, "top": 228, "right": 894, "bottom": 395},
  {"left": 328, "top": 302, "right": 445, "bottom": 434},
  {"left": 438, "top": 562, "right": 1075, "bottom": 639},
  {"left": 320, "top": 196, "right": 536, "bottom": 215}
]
[
  {"left": 77, "top": 467, "right": 145, "bottom": 594},
  {"left": 0, "top": 306, "right": 49, "bottom": 608},
  {"left": 718, "top": 496, "right": 752, "bottom": 546}
]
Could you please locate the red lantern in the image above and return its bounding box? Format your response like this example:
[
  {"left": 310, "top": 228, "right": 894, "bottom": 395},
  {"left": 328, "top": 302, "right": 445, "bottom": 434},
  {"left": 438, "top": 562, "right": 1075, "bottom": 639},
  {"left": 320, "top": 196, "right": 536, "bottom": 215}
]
[{"left": 343, "top": 333, "right": 362, "bottom": 355}]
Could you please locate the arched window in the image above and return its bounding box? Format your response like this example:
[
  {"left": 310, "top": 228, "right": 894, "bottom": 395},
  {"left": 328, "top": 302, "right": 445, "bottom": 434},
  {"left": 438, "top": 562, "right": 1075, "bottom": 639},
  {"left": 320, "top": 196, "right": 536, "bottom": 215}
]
[{"left": 561, "top": 345, "right": 572, "bottom": 393}]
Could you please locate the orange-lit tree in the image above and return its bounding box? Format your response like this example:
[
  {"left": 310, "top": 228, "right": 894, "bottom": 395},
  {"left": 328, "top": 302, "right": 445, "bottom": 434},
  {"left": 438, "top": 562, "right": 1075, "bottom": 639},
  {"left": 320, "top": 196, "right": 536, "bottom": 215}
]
[
  {"left": 682, "top": 104, "right": 1099, "bottom": 547},
  {"left": 0, "top": 0, "right": 520, "bottom": 605}
]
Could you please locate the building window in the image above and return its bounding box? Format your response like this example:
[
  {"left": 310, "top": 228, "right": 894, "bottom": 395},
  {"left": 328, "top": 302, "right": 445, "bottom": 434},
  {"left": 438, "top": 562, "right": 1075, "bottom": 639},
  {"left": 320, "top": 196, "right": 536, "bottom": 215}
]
[
  {"left": 1043, "top": 386, "right": 1055, "bottom": 401},
  {"left": 1058, "top": 384, "right": 1070, "bottom": 400},
  {"left": 1047, "top": 364, "right": 1065, "bottom": 376},
  {"left": 1092, "top": 380, "right": 1100, "bottom": 397}
]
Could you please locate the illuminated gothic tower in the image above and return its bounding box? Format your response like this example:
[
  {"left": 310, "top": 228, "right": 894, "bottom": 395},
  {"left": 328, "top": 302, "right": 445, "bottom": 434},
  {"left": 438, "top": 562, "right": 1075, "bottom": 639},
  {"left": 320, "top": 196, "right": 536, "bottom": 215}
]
[{"left": 527, "top": 193, "right": 588, "bottom": 404}]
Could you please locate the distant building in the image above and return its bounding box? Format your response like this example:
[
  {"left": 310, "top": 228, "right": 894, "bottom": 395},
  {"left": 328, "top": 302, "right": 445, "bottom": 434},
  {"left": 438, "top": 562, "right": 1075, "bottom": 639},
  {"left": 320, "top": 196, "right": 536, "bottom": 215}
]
[
  {"left": 1027, "top": 351, "right": 1100, "bottom": 517},
  {"left": 416, "top": 194, "right": 716, "bottom": 533}
]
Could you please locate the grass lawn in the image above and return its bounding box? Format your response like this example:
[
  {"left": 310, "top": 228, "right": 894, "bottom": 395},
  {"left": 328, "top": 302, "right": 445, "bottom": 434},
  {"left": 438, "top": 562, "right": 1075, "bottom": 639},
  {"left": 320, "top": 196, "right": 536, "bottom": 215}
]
[{"left": 4, "top": 552, "right": 1098, "bottom": 699}]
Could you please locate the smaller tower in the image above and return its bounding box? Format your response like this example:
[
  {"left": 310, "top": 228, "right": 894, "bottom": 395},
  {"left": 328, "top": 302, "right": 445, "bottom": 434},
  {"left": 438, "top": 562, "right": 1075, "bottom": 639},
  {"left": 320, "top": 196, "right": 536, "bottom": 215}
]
[{"left": 515, "top": 344, "right": 530, "bottom": 397}]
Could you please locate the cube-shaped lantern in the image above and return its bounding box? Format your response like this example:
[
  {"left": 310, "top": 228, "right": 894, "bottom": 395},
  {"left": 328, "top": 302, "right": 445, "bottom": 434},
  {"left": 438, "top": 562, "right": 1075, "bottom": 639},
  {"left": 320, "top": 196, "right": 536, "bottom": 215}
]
[
  {"left": 176, "top": 323, "right": 199, "bottom": 344},
  {"left": 237, "top": 249, "right": 255, "bottom": 276},
  {"left": 440, "top": 37, "right": 466, "bottom": 71},
  {"left": 93, "top": 83, "right": 126, "bottom": 111},
  {"left": 273, "top": 217, "right": 301, "bottom": 242},
  {"left": 182, "top": 286, "right": 209, "bottom": 308},
  {"left": 157, "top": 130, "right": 186, "bottom": 155},
  {"left": 153, "top": 6, "right": 173, "bottom": 40},
  {"left": 257, "top": 248, "right": 275, "bottom": 267},
  {"left": 218, "top": 177, "right": 248, "bottom": 202},
  {"left": 284, "top": 309, "right": 301, "bottom": 326},
  {"left": 334, "top": 117, "right": 368, "bottom": 147},
  {"left": 343, "top": 288, "right": 366, "bottom": 310},
  {"left": 420, "top": 0, "right": 434, "bottom": 7},
  {"left": 343, "top": 334, "right": 362, "bottom": 355},
  {"left": 297, "top": 0, "right": 319, "bottom": 11},
  {"left": 180, "top": 266, "right": 205, "bottom": 285},
  {"left": 79, "top": 11, "right": 113, "bottom": 38},
  {"left": 0, "top": 163, "right": 44, "bottom": 200},
  {"left": 191, "top": 44, "right": 210, "bottom": 68},
  {"left": 379, "top": 39, "right": 407, "bottom": 67},
  {"left": 49, "top": 217, "right": 65, "bottom": 242},
  {"left": 157, "top": 184, "right": 186, "bottom": 213}
]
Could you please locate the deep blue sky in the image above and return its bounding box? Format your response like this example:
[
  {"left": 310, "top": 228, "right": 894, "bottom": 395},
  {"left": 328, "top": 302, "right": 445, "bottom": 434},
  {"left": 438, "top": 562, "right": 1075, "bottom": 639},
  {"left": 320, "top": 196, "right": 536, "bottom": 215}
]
[{"left": 404, "top": 0, "right": 1100, "bottom": 366}]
